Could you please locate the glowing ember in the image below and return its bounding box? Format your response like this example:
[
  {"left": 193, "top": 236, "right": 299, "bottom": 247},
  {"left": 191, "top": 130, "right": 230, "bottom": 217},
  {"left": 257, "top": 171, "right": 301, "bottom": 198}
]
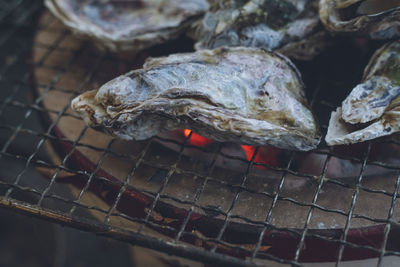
[
  {"left": 241, "top": 145, "right": 279, "bottom": 169},
  {"left": 183, "top": 129, "right": 279, "bottom": 169},
  {"left": 241, "top": 145, "right": 260, "bottom": 164},
  {"left": 183, "top": 129, "right": 214, "bottom": 147}
]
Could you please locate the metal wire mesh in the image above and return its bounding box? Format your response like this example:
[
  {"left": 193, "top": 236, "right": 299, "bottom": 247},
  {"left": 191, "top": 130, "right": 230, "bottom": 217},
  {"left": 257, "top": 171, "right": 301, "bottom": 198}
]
[{"left": 1, "top": 1, "right": 400, "bottom": 266}]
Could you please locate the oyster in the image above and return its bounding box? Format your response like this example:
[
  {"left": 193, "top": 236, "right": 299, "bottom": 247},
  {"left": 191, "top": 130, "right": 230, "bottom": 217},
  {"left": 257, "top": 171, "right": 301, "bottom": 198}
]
[
  {"left": 45, "top": 0, "right": 209, "bottom": 52},
  {"left": 193, "top": 0, "right": 330, "bottom": 60},
  {"left": 320, "top": 0, "right": 400, "bottom": 39},
  {"left": 326, "top": 40, "right": 400, "bottom": 145},
  {"left": 71, "top": 47, "right": 320, "bottom": 151}
]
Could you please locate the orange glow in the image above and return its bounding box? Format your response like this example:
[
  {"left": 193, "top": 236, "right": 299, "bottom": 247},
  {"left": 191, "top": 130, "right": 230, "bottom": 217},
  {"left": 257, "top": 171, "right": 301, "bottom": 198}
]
[
  {"left": 241, "top": 145, "right": 279, "bottom": 169},
  {"left": 183, "top": 129, "right": 214, "bottom": 147},
  {"left": 241, "top": 145, "right": 257, "bottom": 162},
  {"left": 181, "top": 129, "right": 279, "bottom": 169}
]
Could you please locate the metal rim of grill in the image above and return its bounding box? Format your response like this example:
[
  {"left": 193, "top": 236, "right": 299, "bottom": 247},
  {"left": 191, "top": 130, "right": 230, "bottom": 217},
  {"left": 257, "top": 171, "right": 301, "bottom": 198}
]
[{"left": 1, "top": 1, "right": 400, "bottom": 266}]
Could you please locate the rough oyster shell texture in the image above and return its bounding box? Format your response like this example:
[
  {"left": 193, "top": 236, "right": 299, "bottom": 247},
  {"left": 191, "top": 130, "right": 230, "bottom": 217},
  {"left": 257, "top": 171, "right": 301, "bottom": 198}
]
[
  {"left": 72, "top": 47, "right": 320, "bottom": 151},
  {"left": 45, "top": 0, "right": 209, "bottom": 52},
  {"left": 319, "top": 0, "right": 400, "bottom": 39},
  {"left": 194, "top": 0, "right": 330, "bottom": 60},
  {"left": 326, "top": 40, "right": 400, "bottom": 145}
]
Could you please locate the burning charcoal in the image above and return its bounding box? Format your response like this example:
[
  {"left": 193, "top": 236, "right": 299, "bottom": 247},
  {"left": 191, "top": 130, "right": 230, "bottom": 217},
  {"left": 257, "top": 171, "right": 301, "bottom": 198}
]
[
  {"left": 45, "top": 0, "right": 209, "bottom": 53},
  {"left": 72, "top": 47, "right": 320, "bottom": 151},
  {"left": 326, "top": 40, "right": 400, "bottom": 145}
]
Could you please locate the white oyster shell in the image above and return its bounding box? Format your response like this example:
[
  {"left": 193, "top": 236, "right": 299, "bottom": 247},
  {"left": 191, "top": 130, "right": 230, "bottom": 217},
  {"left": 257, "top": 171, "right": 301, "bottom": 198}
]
[
  {"left": 319, "top": 0, "right": 400, "bottom": 40},
  {"left": 193, "top": 0, "right": 330, "bottom": 60},
  {"left": 71, "top": 47, "right": 320, "bottom": 151},
  {"left": 45, "top": 0, "right": 209, "bottom": 53},
  {"left": 325, "top": 106, "right": 400, "bottom": 145},
  {"left": 326, "top": 40, "right": 400, "bottom": 145}
]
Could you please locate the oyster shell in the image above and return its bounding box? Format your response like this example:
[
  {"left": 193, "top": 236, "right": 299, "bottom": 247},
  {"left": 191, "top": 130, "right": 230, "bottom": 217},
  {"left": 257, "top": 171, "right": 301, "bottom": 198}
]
[
  {"left": 326, "top": 40, "right": 400, "bottom": 145},
  {"left": 320, "top": 0, "right": 400, "bottom": 39},
  {"left": 71, "top": 47, "right": 320, "bottom": 151},
  {"left": 45, "top": 0, "right": 209, "bottom": 53},
  {"left": 193, "top": 0, "right": 330, "bottom": 60}
]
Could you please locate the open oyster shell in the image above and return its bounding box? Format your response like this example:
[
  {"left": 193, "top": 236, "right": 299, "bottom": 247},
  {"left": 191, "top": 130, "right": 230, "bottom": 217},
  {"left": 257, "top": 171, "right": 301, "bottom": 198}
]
[
  {"left": 72, "top": 47, "right": 320, "bottom": 151},
  {"left": 319, "top": 0, "right": 400, "bottom": 39},
  {"left": 45, "top": 0, "right": 209, "bottom": 53},
  {"left": 326, "top": 40, "right": 400, "bottom": 145},
  {"left": 193, "top": 0, "right": 330, "bottom": 60}
]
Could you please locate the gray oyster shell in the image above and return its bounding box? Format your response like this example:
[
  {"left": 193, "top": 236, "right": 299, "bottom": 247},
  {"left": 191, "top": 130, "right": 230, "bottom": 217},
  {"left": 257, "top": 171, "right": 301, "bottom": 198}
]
[
  {"left": 326, "top": 40, "right": 400, "bottom": 145},
  {"left": 71, "top": 47, "right": 320, "bottom": 151},
  {"left": 45, "top": 0, "right": 209, "bottom": 53},
  {"left": 320, "top": 0, "right": 400, "bottom": 39},
  {"left": 193, "top": 0, "right": 330, "bottom": 60}
]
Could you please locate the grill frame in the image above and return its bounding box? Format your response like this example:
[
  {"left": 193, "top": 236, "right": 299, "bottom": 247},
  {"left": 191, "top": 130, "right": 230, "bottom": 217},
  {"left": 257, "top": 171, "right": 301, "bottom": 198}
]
[{"left": 1, "top": 1, "right": 400, "bottom": 266}]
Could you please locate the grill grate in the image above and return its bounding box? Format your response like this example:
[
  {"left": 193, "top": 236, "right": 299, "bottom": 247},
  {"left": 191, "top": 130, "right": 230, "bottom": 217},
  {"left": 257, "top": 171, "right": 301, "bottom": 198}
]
[{"left": 1, "top": 1, "right": 400, "bottom": 266}]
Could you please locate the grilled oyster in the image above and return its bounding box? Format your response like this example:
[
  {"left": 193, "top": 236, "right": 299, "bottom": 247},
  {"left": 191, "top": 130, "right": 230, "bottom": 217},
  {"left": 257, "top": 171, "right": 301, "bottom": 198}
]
[
  {"left": 326, "top": 40, "right": 400, "bottom": 145},
  {"left": 193, "top": 0, "right": 330, "bottom": 60},
  {"left": 71, "top": 47, "right": 320, "bottom": 151},
  {"left": 45, "top": 0, "right": 209, "bottom": 53},
  {"left": 320, "top": 0, "right": 400, "bottom": 39}
]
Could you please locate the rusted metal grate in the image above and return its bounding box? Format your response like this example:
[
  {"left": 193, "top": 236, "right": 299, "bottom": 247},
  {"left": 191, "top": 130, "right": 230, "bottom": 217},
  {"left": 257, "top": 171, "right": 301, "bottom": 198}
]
[{"left": 1, "top": 1, "right": 400, "bottom": 266}]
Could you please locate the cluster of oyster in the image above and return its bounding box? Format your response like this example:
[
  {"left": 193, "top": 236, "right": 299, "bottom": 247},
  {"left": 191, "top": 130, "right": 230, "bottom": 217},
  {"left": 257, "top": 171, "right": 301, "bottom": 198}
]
[
  {"left": 325, "top": 40, "right": 400, "bottom": 145},
  {"left": 322, "top": 0, "right": 400, "bottom": 145},
  {"left": 46, "top": 0, "right": 400, "bottom": 151}
]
